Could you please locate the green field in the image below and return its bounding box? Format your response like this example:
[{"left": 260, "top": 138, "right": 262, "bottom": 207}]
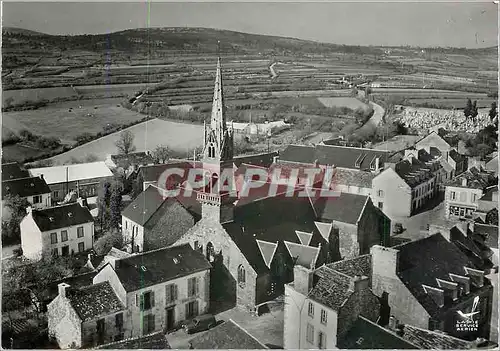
[
  {"left": 3, "top": 86, "right": 78, "bottom": 105},
  {"left": 317, "top": 97, "right": 369, "bottom": 110}
]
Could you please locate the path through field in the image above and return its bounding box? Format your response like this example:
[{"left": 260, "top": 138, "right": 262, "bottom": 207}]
[{"left": 50, "top": 118, "right": 203, "bottom": 164}]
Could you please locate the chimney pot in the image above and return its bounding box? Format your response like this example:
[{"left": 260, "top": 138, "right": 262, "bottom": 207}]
[
  {"left": 58, "top": 283, "right": 70, "bottom": 298},
  {"left": 77, "top": 197, "right": 84, "bottom": 207}
]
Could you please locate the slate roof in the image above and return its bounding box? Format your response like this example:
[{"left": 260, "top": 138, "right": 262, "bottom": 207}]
[
  {"left": 2, "top": 176, "right": 51, "bottom": 199},
  {"left": 96, "top": 248, "right": 132, "bottom": 271},
  {"left": 42, "top": 271, "right": 97, "bottom": 303},
  {"left": 2, "top": 162, "right": 30, "bottom": 181},
  {"left": 332, "top": 168, "right": 375, "bottom": 188},
  {"left": 311, "top": 193, "right": 368, "bottom": 224},
  {"left": 29, "top": 162, "right": 112, "bottom": 185},
  {"left": 394, "top": 157, "right": 434, "bottom": 188},
  {"left": 400, "top": 324, "right": 473, "bottom": 349},
  {"left": 138, "top": 161, "right": 193, "bottom": 183},
  {"left": 233, "top": 151, "right": 278, "bottom": 168},
  {"left": 121, "top": 186, "right": 165, "bottom": 226},
  {"left": 337, "top": 316, "right": 418, "bottom": 349},
  {"left": 327, "top": 254, "right": 372, "bottom": 280},
  {"left": 188, "top": 319, "right": 267, "bottom": 349},
  {"left": 473, "top": 224, "right": 499, "bottom": 249},
  {"left": 110, "top": 151, "right": 154, "bottom": 169},
  {"left": 308, "top": 265, "right": 353, "bottom": 311},
  {"left": 448, "top": 149, "right": 465, "bottom": 163},
  {"left": 97, "top": 331, "right": 170, "bottom": 349},
  {"left": 280, "top": 144, "right": 390, "bottom": 171},
  {"left": 479, "top": 185, "right": 498, "bottom": 202},
  {"left": 67, "top": 281, "right": 125, "bottom": 322},
  {"left": 113, "top": 243, "right": 212, "bottom": 292},
  {"left": 446, "top": 167, "right": 495, "bottom": 189},
  {"left": 284, "top": 241, "right": 320, "bottom": 269},
  {"left": 450, "top": 226, "right": 492, "bottom": 270},
  {"left": 31, "top": 202, "right": 93, "bottom": 232},
  {"left": 396, "top": 233, "right": 482, "bottom": 318}
]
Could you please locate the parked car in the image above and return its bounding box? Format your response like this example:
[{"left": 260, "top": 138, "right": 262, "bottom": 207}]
[
  {"left": 183, "top": 314, "right": 217, "bottom": 334},
  {"left": 393, "top": 222, "right": 404, "bottom": 234}
]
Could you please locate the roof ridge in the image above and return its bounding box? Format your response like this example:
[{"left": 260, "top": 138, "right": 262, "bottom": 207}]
[
  {"left": 118, "top": 242, "right": 193, "bottom": 262},
  {"left": 96, "top": 331, "right": 166, "bottom": 348},
  {"left": 33, "top": 202, "right": 82, "bottom": 212},
  {"left": 2, "top": 176, "right": 43, "bottom": 182},
  {"left": 226, "top": 319, "right": 268, "bottom": 348},
  {"left": 358, "top": 316, "right": 421, "bottom": 348},
  {"left": 316, "top": 143, "right": 391, "bottom": 153}
]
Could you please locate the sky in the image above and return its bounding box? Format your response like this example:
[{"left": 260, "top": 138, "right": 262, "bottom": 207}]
[{"left": 2, "top": 1, "right": 498, "bottom": 48}]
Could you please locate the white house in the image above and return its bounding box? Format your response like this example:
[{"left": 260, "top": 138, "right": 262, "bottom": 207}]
[
  {"left": 2, "top": 176, "right": 52, "bottom": 209},
  {"left": 20, "top": 199, "right": 94, "bottom": 261}
]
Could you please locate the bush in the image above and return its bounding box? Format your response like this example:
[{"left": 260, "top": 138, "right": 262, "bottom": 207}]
[{"left": 2, "top": 130, "right": 20, "bottom": 146}]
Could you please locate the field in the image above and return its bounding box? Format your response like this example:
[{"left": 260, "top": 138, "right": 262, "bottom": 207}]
[
  {"left": 2, "top": 144, "right": 47, "bottom": 161},
  {"left": 2, "top": 98, "right": 146, "bottom": 143},
  {"left": 3, "top": 86, "right": 78, "bottom": 105},
  {"left": 317, "top": 97, "right": 369, "bottom": 110},
  {"left": 49, "top": 118, "right": 204, "bottom": 165}
]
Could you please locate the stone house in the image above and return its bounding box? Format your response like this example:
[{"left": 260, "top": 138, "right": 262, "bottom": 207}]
[
  {"left": 371, "top": 233, "right": 493, "bottom": 341},
  {"left": 92, "top": 244, "right": 212, "bottom": 338},
  {"left": 47, "top": 281, "right": 126, "bottom": 349},
  {"left": 20, "top": 199, "right": 94, "bottom": 261},
  {"left": 121, "top": 185, "right": 195, "bottom": 253},
  {"left": 283, "top": 257, "right": 382, "bottom": 349},
  {"left": 2, "top": 175, "right": 51, "bottom": 209},
  {"left": 29, "top": 161, "right": 113, "bottom": 203}
]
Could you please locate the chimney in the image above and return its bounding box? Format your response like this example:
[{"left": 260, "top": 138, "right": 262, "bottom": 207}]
[
  {"left": 492, "top": 189, "right": 498, "bottom": 203},
  {"left": 349, "top": 275, "right": 369, "bottom": 292},
  {"left": 314, "top": 159, "right": 319, "bottom": 168},
  {"left": 375, "top": 157, "right": 380, "bottom": 172},
  {"left": 293, "top": 264, "right": 314, "bottom": 295},
  {"left": 58, "top": 283, "right": 70, "bottom": 298},
  {"left": 388, "top": 315, "right": 398, "bottom": 330},
  {"left": 461, "top": 178, "right": 467, "bottom": 187},
  {"left": 464, "top": 267, "right": 485, "bottom": 288},
  {"left": 77, "top": 197, "right": 84, "bottom": 207},
  {"left": 423, "top": 285, "right": 444, "bottom": 307},
  {"left": 449, "top": 273, "right": 471, "bottom": 295},
  {"left": 39, "top": 174, "right": 44, "bottom": 180},
  {"left": 272, "top": 155, "right": 279, "bottom": 164}
]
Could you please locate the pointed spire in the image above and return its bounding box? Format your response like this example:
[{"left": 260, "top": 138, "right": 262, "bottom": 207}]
[{"left": 210, "top": 45, "right": 227, "bottom": 149}]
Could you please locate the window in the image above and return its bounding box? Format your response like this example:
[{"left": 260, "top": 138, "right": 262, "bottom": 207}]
[
  {"left": 378, "top": 202, "right": 383, "bottom": 210},
  {"left": 61, "top": 246, "right": 69, "bottom": 256},
  {"left": 78, "top": 242, "right": 85, "bottom": 253},
  {"left": 51, "top": 232, "right": 58, "bottom": 244},
  {"left": 306, "top": 323, "right": 314, "bottom": 344},
  {"left": 318, "top": 331, "right": 326, "bottom": 349},
  {"left": 61, "top": 230, "right": 68, "bottom": 242},
  {"left": 188, "top": 277, "right": 199, "bottom": 297},
  {"left": 143, "top": 314, "right": 155, "bottom": 335},
  {"left": 194, "top": 241, "right": 203, "bottom": 254},
  {"left": 33, "top": 195, "right": 42, "bottom": 204},
  {"left": 77, "top": 226, "right": 84, "bottom": 238},
  {"left": 185, "top": 300, "right": 199, "bottom": 319},
  {"left": 96, "top": 318, "right": 105, "bottom": 343},
  {"left": 320, "top": 309, "right": 327, "bottom": 325},
  {"left": 237, "top": 265, "right": 246, "bottom": 286},
  {"left": 125, "top": 221, "right": 128, "bottom": 230},
  {"left": 165, "top": 284, "right": 178, "bottom": 304},
  {"left": 308, "top": 302, "right": 314, "bottom": 317},
  {"left": 53, "top": 191, "right": 59, "bottom": 199},
  {"left": 377, "top": 190, "right": 384, "bottom": 198},
  {"left": 140, "top": 291, "right": 155, "bottom": 311},
  {"left": 450, "top": 191, "right": 456, "bottom": 200},
  {"left": 472, "top": 193, "right": 477, "bottom": 203},
  {"left": 115, "top": 313, "right": 123, "bottom": 331},
  {"left": 459, "top": 191, "right": 466, "bottom": 202},
  {"left": 52, "top": 248, "right": 58, "bottom": 257}
]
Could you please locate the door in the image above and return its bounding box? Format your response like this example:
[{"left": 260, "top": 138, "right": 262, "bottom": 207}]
[
  {"left": 166, "top": 307, "right": 175, "bottom": 331},
  {"left": 96, "top": 318, "right": 105, "bottom": 345}
]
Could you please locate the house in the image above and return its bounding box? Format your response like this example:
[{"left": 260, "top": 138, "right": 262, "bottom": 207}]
[
  {"left": 29, "top": 161, "right": 113, "bottom": 202},
  {"left": 168, "top": 55, "right": 390, "bottom": 313},
  {"left": 188, "top": 319, "right": 267, "bottom": 349},
  {"left": 2, "top": 161, "right": 30, "bottom": 181},
  {"left": 444, "top": 167, "right": 497, "bottom": 220},
  {"left": 394, "top": 323, "right": 482, "bottom": 349},
  {"left": 278, "top": 144, "right": 390, "bottom": 173},
  {"left": 92, "top": 243, "right": 212, "bottom": 338},
  {"left": 283, "top": 256, "right": 382, "bottom": 349},
  {"left": 329, "top": 168, "right": 374, "bottom": 196},
  {"left": 485, "top": 154, "right": 498, "bottom": 176},
  {"left": 371, "top": 234, "right": 493, "bottom": 340},
  {"left": 121, "top": 185, "right": 195, "bottom": 253},
  {"left": 135, "top": 161, "right": 195, "bottom": 192},
  {"left": 47, "top": 281, "right": 126, "bottom": 348},
  {"left": 473, "top": 223, "right": 499, "bottom": 267},
  {"left": 2, "top": 176, "right": 51, "bottom": 209},
  {"left": 372, "top": 152, "right": 437, "bottom": 217},
  {"left": 477, "top": 185, "right": 498, "bottom": 215},
  {"left": 96, "top": 331, "right": 170, "bottom": 349},
  {"left": 105, "top": 151, "right": 155, "bottom": 178},
  {"left": 20, "top": 199, "right": 94, "bottom": 261}
]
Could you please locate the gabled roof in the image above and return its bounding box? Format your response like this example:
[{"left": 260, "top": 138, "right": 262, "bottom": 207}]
[
  {"left": 400, "top": 324, "right": 473, "bottom": 349},
  {"left": 284, "top": 241, "right": 320, "bottom": 269},
  {"left": 233, "top": 151, "right": 278, "bottom": 168},
  {"left": 337, "top": 316, "right": 418, "bottom": 349},
  {"left": 396, "top": 233, "right": 481, "bottom": 317},
  {"left": 479, "top": 185, "right": 498, "bottom": 202},
  {"left": 29, "top": 162, "right": 112, "bottom": 185},
  {"left": 333, "top": 168, "right": 375, "bottom": 188},
  {"left": 138, "top": 161, "right": 194, "bottom": 183},
  {"left": 415, "top": 131, "right": 451, "bottom": 152},
  {"left": 40, "top": 271, "right": 97, "bottom": 303},
  {"left": 394, "top": 157, "right": 433, "bottom": 188},
  {"left": 295, "top": 230, "right": 313, "bottom": 246},
  {"left": 97, "top": 331, "right": 170, "bottom": 349},
  {"left": 96, "top": 248, "right": 132, "bottom": 271},
  {"left": 31, "top": 202, "right": 93, "bottom": 232},
  {"left": 121, "top": 186, "right": 165, "bottom": 226},
  {"left": 311, "top": 193, "right": 369, "bottom": 224},
  {"left": 450, "top": 226, "right": 492, "bottom": 270},
  {"left": 256, "top": 240, "right": 278, "bottom": 269},
  {"left": 474, "top": 224, "right": 499, "bottom": 249},
  {"left": 2, "top": 162, "right": 30, "bottom": 181},
  {"left": 67, "top": 281, "right": 125, "bottom": 322},
  {"left": 448, "top": 149, "right": 465, "bottom": 163},
  {"left": 188, "top": 319, "right": 267, "bottom": 349},
  {"left": 110, "top": 151, "right": 154, "bottom": 169},
  {"left": 446, "top": 167, "right": 495, "bottom": 189},
  {"left": 2, "top": 176, "right": 51, "bottom": 199},
  {"left": 309, "top": 265, "right": 353, "bottom": 311},
  {"left": 327, "top": 254, "right": 372, "bottom": 280},
  {"left": 113, "top": 244, "right": 211, "bottom": 292},
  {"left": 279, "top": 145, "right": 316, "bottom": 164}
]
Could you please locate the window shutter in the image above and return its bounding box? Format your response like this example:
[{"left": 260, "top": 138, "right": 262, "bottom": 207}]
[
  {"left": 166, "top": 285, "right": 171, "bottom": 304},
  {"left": 174, "top": 284, "right": 178, "bottom": 301},
  {"left": 195, "top": 277, "right": 200, "bottom": 296},
  {"left": 185, "top": 303, "right": 189, "bottom": 318},
  {"left": 194, "top": 300, "right": 199, "bottom": 316},
  {"left": 151, "top": 291, "right": 155, "bottom": 307},
  {"left": 135, "top": 294, "right": 139, "bottom": 307}
]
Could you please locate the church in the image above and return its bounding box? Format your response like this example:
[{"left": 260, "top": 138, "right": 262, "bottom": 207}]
[{"left": 165, "top": 55, "right": 392, "bottom": 313}]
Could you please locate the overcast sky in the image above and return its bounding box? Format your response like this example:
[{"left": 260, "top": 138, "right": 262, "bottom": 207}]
[{"left": 2, "top": 1, "right": 498, "bottom": 48}]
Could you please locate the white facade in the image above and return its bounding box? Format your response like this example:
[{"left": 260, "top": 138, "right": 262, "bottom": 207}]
[
  {"left": 445, "top": 185, "right": 484, "bottom": 220},
  {"left": 121, "top": 217, "right": 145, "bottom": 253},
  {"left": 20, "top": 209, "right": 94, "bottom": 261}
]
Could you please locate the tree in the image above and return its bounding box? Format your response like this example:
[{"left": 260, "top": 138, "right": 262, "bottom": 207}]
[
  {"left": 2, "top": 195, "right": 30, "bottom": 245},
  {"left": 94, "top": 229, "right": 124, "bottom": 255},
  {"left": 471, "top": 100, "right": 478, "bottom": 120},
  {"left": 97, "top": 181, "right": 112, "bottom": 232},
  {"left": 109, "top": 181, "right": 123, "bottom": 230},
  {"left": 464, "top": 98, "right": 473, "bottom": 119},
  {"left": 115, "top": 130, "right": 136, "bottom": 155},
  {"left": 489, "top": 102, "right": 498, "bottom": 121},
  {"left": 152, "top": 145, "right": 169, "bottom": 164}
]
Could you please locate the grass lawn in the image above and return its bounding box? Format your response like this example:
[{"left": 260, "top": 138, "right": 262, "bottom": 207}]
[
  {"left": 318, "top": 97, "right": 369, "bottom": 110},
  {"left": 2, "top": 144, "right": 48, "bottom": 163},
  {"left": 3, "top": 86, "right": 77, "bottom": 105},
  {"left": 50, "top": 118, "right": 203, "bottom": 165}
]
